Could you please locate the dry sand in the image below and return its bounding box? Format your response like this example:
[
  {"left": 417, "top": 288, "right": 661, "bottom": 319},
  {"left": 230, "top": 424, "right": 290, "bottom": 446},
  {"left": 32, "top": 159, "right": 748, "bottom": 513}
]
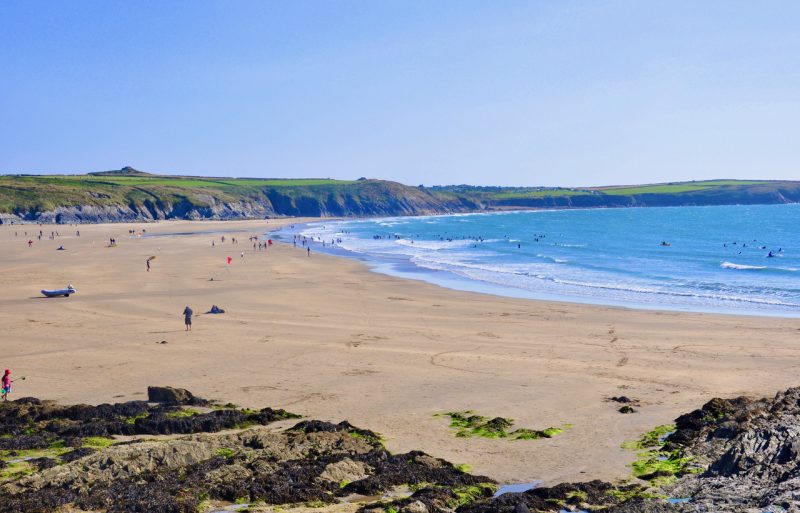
[{"left": 1, "top": 219, "right": 799, "bottom": 485}]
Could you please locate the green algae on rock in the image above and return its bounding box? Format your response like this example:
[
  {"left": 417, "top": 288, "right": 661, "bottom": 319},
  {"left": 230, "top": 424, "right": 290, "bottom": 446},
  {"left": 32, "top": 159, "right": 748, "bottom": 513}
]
[
  {"left": 436, "top": 411, "right": 566, "bottom": 441},
  {"left": 621, "top": 424, "right": 700, "bottom": 487}
]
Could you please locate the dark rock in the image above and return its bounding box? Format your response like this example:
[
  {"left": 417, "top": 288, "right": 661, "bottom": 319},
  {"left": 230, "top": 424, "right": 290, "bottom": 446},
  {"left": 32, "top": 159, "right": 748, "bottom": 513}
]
[
  {"left": 147, "top": 386, "right": 209, "bottom": 406},
  {"left": 513, "top": 503, "right": 530, "bottom": 513},
  {"left": 637, "top": 469, "right": 674, "bottom": 481},
  {"left": 290, "top": 420, "right": 380, "bottom": 443},
  {"left": 60, "top": 447, "right": 97, "bottom": 462},
  {"left": 344, "top": 450, "right": 492, "bottom": 496},
  {"left": 611, "top": 396, "right": 633, "bottom": 403},
  {"left": 0, "top": 433, "right": 57, "bottom": 451},
  {"left": 29, "top": 457, "right": 57, "bottom": 470},
  {"left": 458, "top": 480, "right": 645, "bottom": 513}
]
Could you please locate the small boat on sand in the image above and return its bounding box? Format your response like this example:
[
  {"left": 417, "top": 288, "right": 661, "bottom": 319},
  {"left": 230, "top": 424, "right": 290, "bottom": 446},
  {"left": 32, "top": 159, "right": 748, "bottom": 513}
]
[{"left": 41, "top": 285, "right": 77, "bottom": 297}]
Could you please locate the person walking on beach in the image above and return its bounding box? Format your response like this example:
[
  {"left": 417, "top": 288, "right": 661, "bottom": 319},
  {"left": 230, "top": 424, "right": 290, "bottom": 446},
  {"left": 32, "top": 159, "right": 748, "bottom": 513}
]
[
  {"left": 146, "top": 258, "right": 151, "bottom": 272},
  {"left": 183, "top": 306, "right": 193, "bottom": 331},
  {"left": 2, "top": 369, "right": 13, "bottom": 402}
]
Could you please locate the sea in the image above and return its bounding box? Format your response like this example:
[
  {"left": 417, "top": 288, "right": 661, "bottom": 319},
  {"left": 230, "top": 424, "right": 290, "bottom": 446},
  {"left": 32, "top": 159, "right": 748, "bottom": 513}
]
[{"left": 275, "top": 204, "right": 800, "bottom": 317}]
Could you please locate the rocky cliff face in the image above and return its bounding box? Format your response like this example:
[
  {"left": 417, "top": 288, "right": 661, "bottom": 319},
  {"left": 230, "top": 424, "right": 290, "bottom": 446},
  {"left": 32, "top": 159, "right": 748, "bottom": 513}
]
[
  {"left": 1, "top": 181, "right": 484, "bottom": 224},
  {"left": 2, "top": 177, "right": 800, "bottom": 224}
]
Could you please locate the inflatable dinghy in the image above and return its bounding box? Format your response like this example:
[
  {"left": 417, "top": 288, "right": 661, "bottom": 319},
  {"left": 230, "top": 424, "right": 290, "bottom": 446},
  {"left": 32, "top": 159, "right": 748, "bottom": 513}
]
[{"left": 41, "top": 285, "right": 77, "bottom": 297}]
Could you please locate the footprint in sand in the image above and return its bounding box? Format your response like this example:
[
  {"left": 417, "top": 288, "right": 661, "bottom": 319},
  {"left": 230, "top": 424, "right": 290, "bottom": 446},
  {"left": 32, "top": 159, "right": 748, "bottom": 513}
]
[
  {"left": 348, "top": 333, "right": 388, "bottom": 347},
  {"left": 285, "top": 392, "right": 338, "bottom": 406},
  {"left": 240, "top": 385, "right": 279, "bottom": 393},
  {"left": 608, "top": 325, "right": 627, "bottom": 366},
  {"left": 342, "top": 369, "right": 379, "bottom": 376}
]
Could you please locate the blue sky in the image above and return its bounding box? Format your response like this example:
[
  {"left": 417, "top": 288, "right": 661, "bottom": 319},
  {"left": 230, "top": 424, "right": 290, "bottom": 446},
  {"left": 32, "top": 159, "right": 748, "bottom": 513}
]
[{"left": 2, "top": 1, "right": 799, "bottom": 186}]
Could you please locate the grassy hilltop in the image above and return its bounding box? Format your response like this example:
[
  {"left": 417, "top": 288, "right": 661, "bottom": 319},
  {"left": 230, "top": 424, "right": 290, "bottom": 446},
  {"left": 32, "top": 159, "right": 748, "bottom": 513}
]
[
  {"left": 433, "top": 179, "right": 800, "bottom": 209},
  {"left": 1, "top": 167, "right": 799, "bottom": 222}
]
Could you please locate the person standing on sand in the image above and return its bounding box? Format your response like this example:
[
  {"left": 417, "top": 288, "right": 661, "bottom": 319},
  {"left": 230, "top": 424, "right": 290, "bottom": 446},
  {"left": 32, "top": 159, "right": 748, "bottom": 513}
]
[
  {"left": 183, "top": 306, "right": 193, "bottom": 331},
  {"left": 2, "top": 369, "right": 13, "bottom": 402},
  {"left": 146, "top": 258, "right": 151, "bottom": 272}
]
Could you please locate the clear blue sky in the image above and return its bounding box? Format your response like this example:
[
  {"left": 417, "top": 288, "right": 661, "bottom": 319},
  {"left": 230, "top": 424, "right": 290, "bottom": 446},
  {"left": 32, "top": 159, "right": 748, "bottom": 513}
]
[{"left": 2, "top": 1, "right": 799, "bottom": 186}]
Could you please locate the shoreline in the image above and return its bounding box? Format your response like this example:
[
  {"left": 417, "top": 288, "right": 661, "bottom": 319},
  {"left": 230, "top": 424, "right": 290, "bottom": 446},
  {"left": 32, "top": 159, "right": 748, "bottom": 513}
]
[
  {"left": 2, "top": 218, "right": 799, "bottom": 485},
  {"left": 275, "top": 215, "right": 800, "bottom": 319}
]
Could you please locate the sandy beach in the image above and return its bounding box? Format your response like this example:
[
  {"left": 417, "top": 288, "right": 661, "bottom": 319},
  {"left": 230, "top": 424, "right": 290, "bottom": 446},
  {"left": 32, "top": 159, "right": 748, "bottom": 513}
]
[{"left": 1, "top": 219, "right": 798, "bottom": 486}]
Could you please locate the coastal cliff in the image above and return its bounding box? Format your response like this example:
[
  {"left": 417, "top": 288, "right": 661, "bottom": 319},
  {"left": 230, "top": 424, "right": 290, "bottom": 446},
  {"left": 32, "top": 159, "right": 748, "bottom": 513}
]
[{"left": 1, "top": 168, "right": 799, "bottom": 223}]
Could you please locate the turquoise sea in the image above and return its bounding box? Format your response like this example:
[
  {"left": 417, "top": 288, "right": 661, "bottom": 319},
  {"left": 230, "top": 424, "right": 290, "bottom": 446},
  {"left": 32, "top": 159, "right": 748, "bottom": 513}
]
[{"left": 278, "top": 204, "right": 800, "bottom": 316}]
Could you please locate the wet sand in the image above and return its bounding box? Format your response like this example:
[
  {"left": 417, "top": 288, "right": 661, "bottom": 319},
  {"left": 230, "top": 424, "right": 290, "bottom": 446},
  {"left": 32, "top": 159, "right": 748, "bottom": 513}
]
[{"left": 1, "top": 219, "right": 799, "bottom": 485}]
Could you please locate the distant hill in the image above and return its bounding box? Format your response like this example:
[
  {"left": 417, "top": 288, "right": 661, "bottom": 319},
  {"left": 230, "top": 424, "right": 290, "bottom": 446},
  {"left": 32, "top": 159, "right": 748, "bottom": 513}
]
[
  {"left": 87, "top": 166, "right": 152, "bottom": 176},
  {"left": 0, "top": 169, "right": 798, "bottom": 223},
  {"left": 433, "top": 179, "right": 800, "bottom": 209}
]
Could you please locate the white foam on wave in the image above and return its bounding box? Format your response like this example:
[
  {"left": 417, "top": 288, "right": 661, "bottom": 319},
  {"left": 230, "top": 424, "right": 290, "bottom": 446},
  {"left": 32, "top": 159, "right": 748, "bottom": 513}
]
[
  {"left": 453, "top": 263, "right": 800, "bottom": 308},
  {"left": 535, "top": 254, "right": 568, "bottom": 264},
  {"left": 721, "top": 261, "right": 766, "bottom": 270},
  {"left": 406, "top": 252, "right": 800, "bottom": 309},
  {"left": 395, "top": 239, "right": 478, "bottom": 251}
]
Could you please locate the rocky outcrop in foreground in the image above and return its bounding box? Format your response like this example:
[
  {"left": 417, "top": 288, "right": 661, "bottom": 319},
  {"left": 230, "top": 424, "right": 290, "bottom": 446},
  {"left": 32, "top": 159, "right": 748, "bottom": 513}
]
[
  {"left": 2, "top": 387, "right": 800, "bottom": 513},
  {"left": 666, "top": 387, "right": 800, "bottom": 511}
]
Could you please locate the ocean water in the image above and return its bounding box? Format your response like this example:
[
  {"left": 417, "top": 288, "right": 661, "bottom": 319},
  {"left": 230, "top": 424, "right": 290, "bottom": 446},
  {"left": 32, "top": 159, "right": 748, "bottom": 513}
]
[{"left": 278, "top": 204, "right": 800, "bottom": 316}]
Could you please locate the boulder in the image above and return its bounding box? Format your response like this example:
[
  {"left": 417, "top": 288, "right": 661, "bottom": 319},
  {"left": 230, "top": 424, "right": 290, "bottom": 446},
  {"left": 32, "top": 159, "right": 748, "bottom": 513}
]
[
  {"left": 318, "top": 458, "right": 371, "bottom": 484},
  {"left": 403, "top": 500, "right": 430, "bottom": 513},
  {"left": 147, "top": 386, "right": 208, "bottom": 406}
]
